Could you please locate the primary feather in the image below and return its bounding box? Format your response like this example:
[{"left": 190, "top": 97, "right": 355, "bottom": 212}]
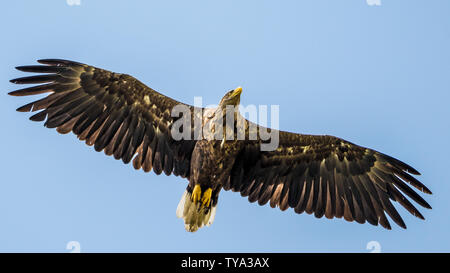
[{"left": 10, "top": 59, "right": 197, "bottom": 177}]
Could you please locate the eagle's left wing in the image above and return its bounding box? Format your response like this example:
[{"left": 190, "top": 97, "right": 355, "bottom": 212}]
[
  {"left": 224, "top": 129, "right": 432, "bottom": 229},
  {"left": 9, "top": 59, "right": 199, "bottom": 178}
]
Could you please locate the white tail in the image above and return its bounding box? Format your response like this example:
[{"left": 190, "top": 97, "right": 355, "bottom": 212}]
[{"left": 176, "top": 190, "right": 217, "bottom": 232}]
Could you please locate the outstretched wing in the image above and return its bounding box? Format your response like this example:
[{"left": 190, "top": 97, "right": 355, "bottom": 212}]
[
  {"left": 9, "top": 59, "right": 198, "bottom": 178},
  {"left": 225, "top": 128, "right": 432, "bottom": 229}
]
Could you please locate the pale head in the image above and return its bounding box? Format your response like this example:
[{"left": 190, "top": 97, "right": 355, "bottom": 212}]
[{"left": 219, "top": 86, "right": 242, "bottom": 109}]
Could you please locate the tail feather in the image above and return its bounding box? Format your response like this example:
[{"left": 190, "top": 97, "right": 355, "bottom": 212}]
[{"left": 176, "top": 190, "right": 217, "bottom": 232}]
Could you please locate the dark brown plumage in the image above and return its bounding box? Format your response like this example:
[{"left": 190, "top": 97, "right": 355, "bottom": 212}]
[
  {"left": 9, "top": 59, "right": 432, "bottom": 232},
  {"left": 10, "top": 59, "right": 197, "bottom": 178},
  {"left": 225, "top": 131, "right": 431, "bottom": 230}
]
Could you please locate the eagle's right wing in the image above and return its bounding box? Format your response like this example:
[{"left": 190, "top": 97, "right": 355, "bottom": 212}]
[{"left": 9, "top": 59, "right": 199, "bottom": 178}]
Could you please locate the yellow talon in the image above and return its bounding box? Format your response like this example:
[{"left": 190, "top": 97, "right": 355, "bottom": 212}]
[
  {"left": 192, "top": 185, "right": 202, "bottom": 204},
  {"left": 191, "top": 185, "right": 212, "bottom": 208},
  {"left": 201, "top": 188, "right": 212, "bottom": 208}
]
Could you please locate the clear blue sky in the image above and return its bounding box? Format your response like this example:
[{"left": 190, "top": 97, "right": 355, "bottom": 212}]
[{"left": 1, "top": 0, "right": 449, "bottom": 252}]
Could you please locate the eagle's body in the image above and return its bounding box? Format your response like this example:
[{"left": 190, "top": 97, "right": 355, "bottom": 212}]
[
  {"left": 191, "top": 139, "right": 242, "bottom": 189},
  {"left": 180, "top": 100, "right": 248, "bottom": 231},
  {"left": 9, "top": 59, "right": 432, "bottom": 232}
]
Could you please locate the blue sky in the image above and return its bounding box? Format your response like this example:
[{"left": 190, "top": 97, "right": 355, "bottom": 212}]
[{"left": 0, "top": 0, "right": 449, "bottom": 252}]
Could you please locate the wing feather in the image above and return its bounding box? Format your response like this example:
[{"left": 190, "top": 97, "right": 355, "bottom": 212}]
[
  {"left": 227, "top": 126, "right": 432, "bottom": 229},
  {"left": 10, "top": 59, "right": 198, "bottom": 178}
]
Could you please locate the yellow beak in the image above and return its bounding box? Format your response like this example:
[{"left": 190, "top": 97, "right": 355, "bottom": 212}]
[{"left": 231, "top": 86, "right": 242, "bottom": 97}]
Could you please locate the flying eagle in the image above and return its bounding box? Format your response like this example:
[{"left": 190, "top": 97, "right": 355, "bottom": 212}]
[{"left": 9, "top": 59, "right": 432, "bottom": 232}]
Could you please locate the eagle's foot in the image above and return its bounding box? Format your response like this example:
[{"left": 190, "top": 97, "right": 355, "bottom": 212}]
[
  {"left": 192, "top": 185, "right": 202, "bottom": 204},
  {"left": 201, "top": 188, "right": 212, "bottom": 208},
  {"left": 191, "top": 185, "right": 212, "bottom": 208}
]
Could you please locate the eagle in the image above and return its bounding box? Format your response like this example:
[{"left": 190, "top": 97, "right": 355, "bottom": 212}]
[{"left": 9, "top": 59, "right": 432, "bottom": 232}]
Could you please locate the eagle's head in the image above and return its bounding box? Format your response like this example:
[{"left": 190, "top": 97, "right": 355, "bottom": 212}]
[{"left": 219, "top": 86, "right": 242, "bottom": 109}]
